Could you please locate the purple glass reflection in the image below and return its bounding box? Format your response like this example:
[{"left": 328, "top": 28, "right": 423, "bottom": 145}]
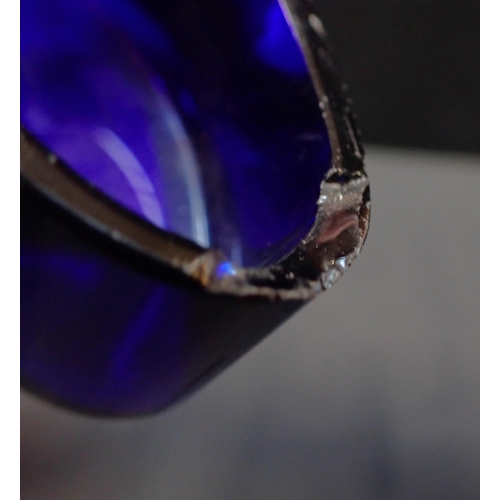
[{"left": 21, "top": 0, "right": 331, "bottom": 266}]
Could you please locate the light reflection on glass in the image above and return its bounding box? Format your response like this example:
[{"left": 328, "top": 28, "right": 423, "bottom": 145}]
[
  {"left": 254, "top": 2, "right": 307, "bottom": 75},
  {"left": 94, "top": 126, "right": 166, "bottom": 228}
]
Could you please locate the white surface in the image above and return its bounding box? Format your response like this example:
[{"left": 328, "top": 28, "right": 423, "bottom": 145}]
[{"left": 21, "top": 147, "right": 479, "bottom": 500}]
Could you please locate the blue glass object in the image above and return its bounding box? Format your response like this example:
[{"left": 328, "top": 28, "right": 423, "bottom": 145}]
[
  {"left": 21, "top": 187, "right": 302, "bottom": 415},
  {"left": 20, "top": 0, "right": 370, "bottom": 416},
  {"left": 21, "top": 0, "right": 331, "bottom": 267}
]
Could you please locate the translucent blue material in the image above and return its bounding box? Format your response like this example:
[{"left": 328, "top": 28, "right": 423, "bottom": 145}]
[
  {"left": 21, "top": 243, "right": 195, "bottom": 414},
  {"left": 21, "top": 188, "right": 302, "bottom": 415},
  {"left": 21, "top": 0, "right": 331, "bottom": 266}
]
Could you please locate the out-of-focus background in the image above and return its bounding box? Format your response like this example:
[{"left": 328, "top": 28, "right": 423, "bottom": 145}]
[
  {"left": 315, "top": 0, "right": 479, "bottom": 153},
  {"left": 21, "top": 1, "right": 479, "bottom": 499}
]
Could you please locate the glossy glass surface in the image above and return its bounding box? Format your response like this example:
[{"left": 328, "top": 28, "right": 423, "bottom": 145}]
[
  {"left": 21, "top": 0, "right": 331, "bottom": 266},
  {"left": 21, "top": 188, "right": 301, "bottom": 415}
]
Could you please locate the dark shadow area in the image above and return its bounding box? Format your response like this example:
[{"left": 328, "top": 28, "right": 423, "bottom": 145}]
[{"left": 315, "top": 0, "right": 479, "bottom": 153}]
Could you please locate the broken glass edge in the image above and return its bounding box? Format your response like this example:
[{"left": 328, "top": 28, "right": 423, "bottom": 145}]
[{"left": 21, "top": 126, "right": 369, "bottom": 301}]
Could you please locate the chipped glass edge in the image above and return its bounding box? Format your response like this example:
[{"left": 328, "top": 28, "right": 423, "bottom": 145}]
[{"left": 193, "top": 170, "right": 370, "bottom": 300}]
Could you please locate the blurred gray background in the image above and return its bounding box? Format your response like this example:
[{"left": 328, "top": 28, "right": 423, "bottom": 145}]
[{"left": 21, "top": 147, "right": 479, "bottom": 499}]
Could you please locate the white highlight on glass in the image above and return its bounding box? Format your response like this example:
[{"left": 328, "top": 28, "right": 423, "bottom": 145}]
[{"left": 94, "top": 126, "right": 166, "bottom": 228}]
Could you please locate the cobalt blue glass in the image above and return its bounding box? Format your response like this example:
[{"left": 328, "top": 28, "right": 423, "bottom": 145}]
[
  {"left": 21, "top": 0, "right": 333, "bottom": 266},
  {"left": 20, "top": 0, "right": 369, "bottom": 415}
]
